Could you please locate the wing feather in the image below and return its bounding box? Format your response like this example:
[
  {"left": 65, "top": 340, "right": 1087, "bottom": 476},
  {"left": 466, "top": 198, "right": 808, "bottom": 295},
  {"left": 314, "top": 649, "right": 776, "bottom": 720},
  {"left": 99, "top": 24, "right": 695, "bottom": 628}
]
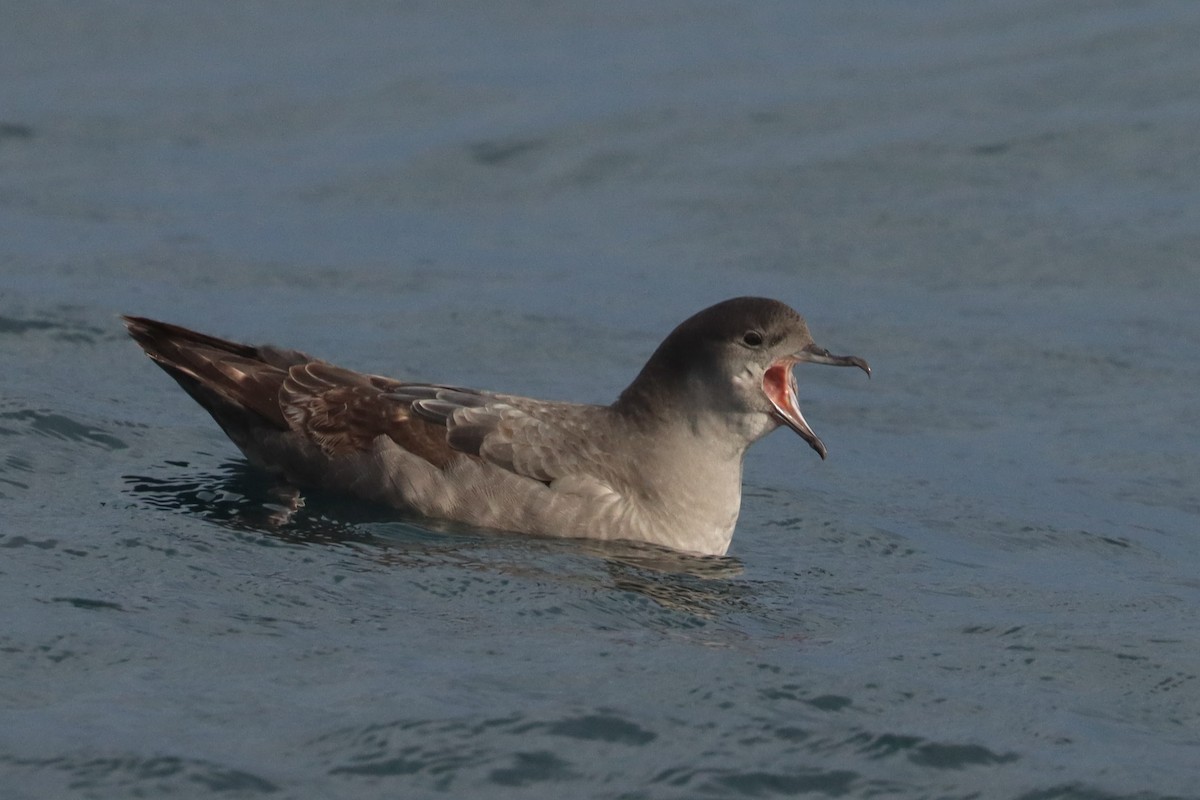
[
  {"left": 279, "top": 363, "right": 611, "bottom": 489},
  {"left": 444, "top": 402, "right": 610, "bottom": 486},
  {"left": 279, "top": 364, "right": 464, "bottom": 467}
]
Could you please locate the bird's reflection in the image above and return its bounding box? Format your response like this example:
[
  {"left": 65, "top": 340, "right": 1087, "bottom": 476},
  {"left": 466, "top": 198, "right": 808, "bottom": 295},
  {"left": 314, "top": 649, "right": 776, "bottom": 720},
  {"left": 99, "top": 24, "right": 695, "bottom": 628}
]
[
  {"left": 123, "top": 459, "right": 752, "bottom": 615},
  {"left": 123, "top": 459, "right": 386, "bottom": 547}
]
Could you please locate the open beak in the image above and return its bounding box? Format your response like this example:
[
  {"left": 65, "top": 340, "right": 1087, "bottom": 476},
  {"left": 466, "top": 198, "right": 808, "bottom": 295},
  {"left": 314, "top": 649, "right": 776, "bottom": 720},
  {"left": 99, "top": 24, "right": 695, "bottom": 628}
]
[{"left": 762, "top": 343, "right": 870, "bottom": 460}]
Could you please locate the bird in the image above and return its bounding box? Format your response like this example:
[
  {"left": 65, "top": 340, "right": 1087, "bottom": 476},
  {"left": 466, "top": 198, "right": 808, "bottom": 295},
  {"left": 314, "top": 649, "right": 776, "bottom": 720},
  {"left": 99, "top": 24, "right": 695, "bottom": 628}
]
[{"left": 123, "top": 297, "right": 869, "bottom": 556}]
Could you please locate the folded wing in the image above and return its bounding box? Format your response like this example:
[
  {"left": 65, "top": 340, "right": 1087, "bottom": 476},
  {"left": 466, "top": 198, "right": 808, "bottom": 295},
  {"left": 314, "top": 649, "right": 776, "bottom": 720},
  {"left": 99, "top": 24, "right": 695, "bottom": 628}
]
[
  {"left": 280, "top": 364, "right": 607, "bottom": 488},
  {"left": 125, "top": 316, "right": 612, "bottom": 493}
]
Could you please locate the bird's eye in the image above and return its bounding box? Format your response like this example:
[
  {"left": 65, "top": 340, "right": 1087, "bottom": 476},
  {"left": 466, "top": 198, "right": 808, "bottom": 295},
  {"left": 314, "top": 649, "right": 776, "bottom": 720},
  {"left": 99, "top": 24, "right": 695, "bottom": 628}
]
[{"left": 742, "top": 330, "right": 764, "bottom": 347}]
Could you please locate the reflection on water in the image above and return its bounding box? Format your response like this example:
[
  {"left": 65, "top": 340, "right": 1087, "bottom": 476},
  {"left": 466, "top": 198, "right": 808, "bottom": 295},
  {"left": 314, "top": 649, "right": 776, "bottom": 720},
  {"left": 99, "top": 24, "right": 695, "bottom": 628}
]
[
  {"left": 123, "top": 460, "right": 383, "bottom": 546},
  {"left": 573, "top": 538, "right": 743, "bottom": 579},
  {"left": 123, "top": 459, "right": 751, "bottom": 616}
]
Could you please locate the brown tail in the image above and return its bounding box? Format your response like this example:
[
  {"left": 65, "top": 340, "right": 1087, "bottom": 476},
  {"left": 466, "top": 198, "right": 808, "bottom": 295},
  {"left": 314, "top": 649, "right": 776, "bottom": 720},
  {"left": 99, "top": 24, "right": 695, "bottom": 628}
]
[
  {"left": 122, "top": 315, "right": 312, "bottom": 438},
  {"left": 123, "top": 315, "right": 264, "bottom": 364}
]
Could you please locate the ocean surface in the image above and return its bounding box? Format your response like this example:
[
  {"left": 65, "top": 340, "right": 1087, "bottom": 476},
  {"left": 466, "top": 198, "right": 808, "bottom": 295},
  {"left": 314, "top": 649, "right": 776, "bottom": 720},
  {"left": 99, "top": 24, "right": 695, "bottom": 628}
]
[{"left": 3, "top": 2, "right": 1199, "bottom": 798}]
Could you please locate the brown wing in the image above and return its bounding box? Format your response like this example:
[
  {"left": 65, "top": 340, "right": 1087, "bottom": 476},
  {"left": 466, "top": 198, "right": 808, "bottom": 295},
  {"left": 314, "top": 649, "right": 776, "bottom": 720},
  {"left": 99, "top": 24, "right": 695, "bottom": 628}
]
[
  {"left": 279, "top": 363, "right": 494, "bottom": 469},
  {"left": 279, "top": 363, "right": 609, "bottom": 488},
  {"left": 125, "top": 315, "right": 603, "bottom": 485}
]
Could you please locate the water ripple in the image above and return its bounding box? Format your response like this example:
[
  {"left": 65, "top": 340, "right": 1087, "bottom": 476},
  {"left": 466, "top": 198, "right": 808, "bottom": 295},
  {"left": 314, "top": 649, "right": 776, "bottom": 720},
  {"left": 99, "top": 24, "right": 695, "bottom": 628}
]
[
  {"left": 0, "top": 408, "right": 127, "bottom": 450},
  {"left": 0, "top": 753, "right": 278, "bottom": 796}
]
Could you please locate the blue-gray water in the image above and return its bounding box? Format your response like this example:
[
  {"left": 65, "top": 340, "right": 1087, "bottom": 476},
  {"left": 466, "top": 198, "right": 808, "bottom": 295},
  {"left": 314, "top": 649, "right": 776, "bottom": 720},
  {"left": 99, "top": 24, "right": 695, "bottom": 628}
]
[{"left": 3, "top": 2, "right": 1199, "bottom": 798}]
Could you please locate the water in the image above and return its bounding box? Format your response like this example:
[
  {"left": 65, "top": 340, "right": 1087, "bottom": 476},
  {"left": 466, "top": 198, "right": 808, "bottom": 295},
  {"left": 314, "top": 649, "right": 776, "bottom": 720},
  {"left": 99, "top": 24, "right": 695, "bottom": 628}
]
[{"left": 3, "top": 2, "right": 1199, "bottom": 797}]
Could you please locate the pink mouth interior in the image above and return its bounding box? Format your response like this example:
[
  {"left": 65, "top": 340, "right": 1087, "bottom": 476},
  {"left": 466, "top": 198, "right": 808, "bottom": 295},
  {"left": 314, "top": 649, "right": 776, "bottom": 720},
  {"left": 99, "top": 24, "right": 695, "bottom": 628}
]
[
  {"left": 762, "top": 358, "right": 828, "bottom": 459},
  {"left": 763, "top": 361, "right": 796, "bottom": 417}
]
